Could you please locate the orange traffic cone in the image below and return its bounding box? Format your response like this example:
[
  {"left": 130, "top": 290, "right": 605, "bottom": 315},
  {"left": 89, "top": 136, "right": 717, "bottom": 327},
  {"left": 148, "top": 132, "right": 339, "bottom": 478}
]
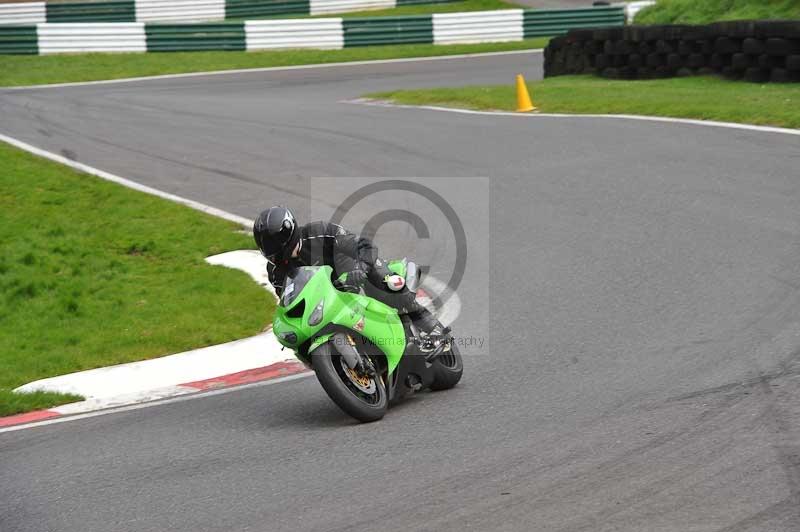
[{"left": 515, "top": 74, "right": 536, "bottom": 112}]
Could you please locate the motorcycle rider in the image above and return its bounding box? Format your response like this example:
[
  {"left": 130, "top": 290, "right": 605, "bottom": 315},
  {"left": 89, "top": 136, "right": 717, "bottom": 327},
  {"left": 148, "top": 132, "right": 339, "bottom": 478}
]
[{"left": 253, "top": 206, "right": 445, "bottom": 352}]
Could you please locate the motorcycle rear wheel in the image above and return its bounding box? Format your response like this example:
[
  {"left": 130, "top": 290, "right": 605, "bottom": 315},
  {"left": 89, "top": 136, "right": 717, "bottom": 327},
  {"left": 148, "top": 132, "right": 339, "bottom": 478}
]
[{"left": 312, "top": 342, "right": 388, "bottom": 423}]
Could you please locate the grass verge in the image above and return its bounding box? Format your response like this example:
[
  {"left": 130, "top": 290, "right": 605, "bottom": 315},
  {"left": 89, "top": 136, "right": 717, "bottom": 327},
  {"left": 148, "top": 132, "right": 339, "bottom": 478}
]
[
  {"left": 635, "top": 0, "right": 800, "bottom": 25},
  {"left": 368, "top": 75, "right": 800, "bottom": 129},
  {"left": 0, "top": 39, "right": 548, "bottom": 88},
  {"left": 0, "top": 141, "right": 275, "bottom": 416}
]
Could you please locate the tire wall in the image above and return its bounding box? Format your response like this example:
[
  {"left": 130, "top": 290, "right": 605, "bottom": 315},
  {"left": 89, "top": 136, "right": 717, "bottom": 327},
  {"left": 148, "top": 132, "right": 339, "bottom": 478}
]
[{"left": 544, "top": 21, "right": 800, "bottom": 83}]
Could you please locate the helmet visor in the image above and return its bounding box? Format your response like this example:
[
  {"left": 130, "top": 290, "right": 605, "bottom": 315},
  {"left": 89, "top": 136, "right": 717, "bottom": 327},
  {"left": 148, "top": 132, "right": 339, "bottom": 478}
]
[
  {"left": 255, "top": 233, "right": 278, "bottom": 259},
  {"left": 256, "top": 217, "right": 295, "bottom": 260}
]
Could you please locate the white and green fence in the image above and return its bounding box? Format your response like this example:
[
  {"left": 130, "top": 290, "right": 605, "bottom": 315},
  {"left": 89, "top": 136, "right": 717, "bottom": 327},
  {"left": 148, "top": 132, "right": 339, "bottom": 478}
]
[
  {"left": 0, "top": 5, "right": 625, "bottom": 54},
  {"left": 0, "top": 0, "right": 458, "bottom": 24}
]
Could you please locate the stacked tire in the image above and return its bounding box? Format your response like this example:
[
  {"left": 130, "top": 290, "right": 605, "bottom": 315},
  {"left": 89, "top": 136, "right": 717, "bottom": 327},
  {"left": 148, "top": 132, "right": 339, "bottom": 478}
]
[{"left": 544, "top": 20, "right": 800, "bottom": 83}]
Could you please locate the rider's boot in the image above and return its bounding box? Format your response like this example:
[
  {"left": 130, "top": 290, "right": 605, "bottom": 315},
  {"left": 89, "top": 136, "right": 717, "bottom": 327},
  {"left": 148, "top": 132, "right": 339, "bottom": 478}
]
[{"left": 410, "top": 309, "right": 448, "bottom": 354}]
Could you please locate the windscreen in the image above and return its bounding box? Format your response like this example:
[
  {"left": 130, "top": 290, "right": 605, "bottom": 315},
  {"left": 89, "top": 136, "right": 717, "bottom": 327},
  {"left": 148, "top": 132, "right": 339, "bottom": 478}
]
[{"left": 281, "top": 266, "right": 320, "bottom": 307}]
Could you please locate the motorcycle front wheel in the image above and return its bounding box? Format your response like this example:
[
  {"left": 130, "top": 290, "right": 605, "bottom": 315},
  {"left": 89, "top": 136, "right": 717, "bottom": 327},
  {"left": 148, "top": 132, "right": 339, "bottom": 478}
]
[{"left": 312, "top": 342, "right": 388, "bottom": 423}]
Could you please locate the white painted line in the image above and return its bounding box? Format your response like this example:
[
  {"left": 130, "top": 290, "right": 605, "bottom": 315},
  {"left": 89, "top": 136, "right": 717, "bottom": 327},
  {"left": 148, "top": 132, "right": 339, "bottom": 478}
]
[
  {"left": 0, "top": 49, "right": 544, "bottom": 91},
  {"left": 0, "top": 372, "right": 313, "bottom": 434},
  {"left": 349, "top": 99, "right": 800, "bottom": 137},
  {"left": 48, "top": 385, "right": 196, "bottom": 415},
  {"left": 0, "top": 132, "right": 254, "bottom": 227}
]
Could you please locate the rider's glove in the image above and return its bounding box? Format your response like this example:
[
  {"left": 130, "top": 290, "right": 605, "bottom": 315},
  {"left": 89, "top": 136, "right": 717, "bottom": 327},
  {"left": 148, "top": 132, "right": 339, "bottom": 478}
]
[
  {"left": 384, "top": 274, "right": 405, "bottom": 292},
  {"left": 334, "top": 269, "right": 367, "bottom": 293}
]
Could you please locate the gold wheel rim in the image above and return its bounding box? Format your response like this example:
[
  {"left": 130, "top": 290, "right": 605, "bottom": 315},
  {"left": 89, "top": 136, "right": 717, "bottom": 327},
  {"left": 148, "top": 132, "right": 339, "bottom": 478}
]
[{"left": 344, "top": 367, "right": 373, "bottom": 389}]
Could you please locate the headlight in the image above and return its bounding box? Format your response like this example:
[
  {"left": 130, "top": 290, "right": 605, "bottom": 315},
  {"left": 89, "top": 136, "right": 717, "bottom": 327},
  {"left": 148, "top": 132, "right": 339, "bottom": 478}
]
[{"left": 308, "top": 301, "right": 324, "bottom": 326}]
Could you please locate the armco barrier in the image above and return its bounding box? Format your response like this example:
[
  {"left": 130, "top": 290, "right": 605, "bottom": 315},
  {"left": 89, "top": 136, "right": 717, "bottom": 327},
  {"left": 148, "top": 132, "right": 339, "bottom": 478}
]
[
  {"left": 225, "top": 0, "right": 309, "bottom": 19},
  {"left": 433, "top": 9, "right": 522, "bottom": 45},
  {"left": 310, "top": 0, "right": 393, "bottom": 16},
  {"left": 0, "top": 6, "right": 625, "bottom": 55},
  {"left": 245, "top": 18, "right": 343, "bottom": 50},
  {"left": 397, "top": 0, "right": 454, "bottom": 5},
  {"left": 46, "top": 1, "right": 135, "bottom": 23},
  {"left": 0, "top": 0, "right": 456, "bottom": 24},
  {"left": 523, "top": 6, "right": 625, "bottom": 39},
  {"left": 38, "top": 22, "right": 145, "bottom": 53},
  {"left": 136, "top": 0, "right": 225, "bottom": 23},
  {"left": 0, "top": 2, "right": 45, "bottom": 24},
  {"left": 0, "top": 24, "right": 37, "bottom": 53},
  {"left": 145, "top": 22, "right": 245, "bottom": 51},
  {"left": 544, "top": 21, "right": 800, "bottom": 83},
  {"left": 343, "top": 15, "right": 433, "bottom": 46}
]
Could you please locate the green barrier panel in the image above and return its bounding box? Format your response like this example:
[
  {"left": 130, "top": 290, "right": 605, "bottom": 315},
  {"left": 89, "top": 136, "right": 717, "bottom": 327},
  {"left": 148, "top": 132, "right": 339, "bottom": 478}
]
[
  {"left": 225, "top": 0, "right": 310, "bottom": 20},
  {"left": 395, "top": 0, "right": 457, "bottom": 6},
  {"left": 46, "top": 1, "right": 136, "bottom": 23},
  {"left": 146, "top": 23, "right": 246, "bottom": 52},
  {"left": 343, "top": 15, "right": 433, "bottom": 47},
  {"left": 0, "top": 25, "right": 37, "bottom": 54},
  {"left": 523, "top": 6, "right": 625, "bottom": 39}
]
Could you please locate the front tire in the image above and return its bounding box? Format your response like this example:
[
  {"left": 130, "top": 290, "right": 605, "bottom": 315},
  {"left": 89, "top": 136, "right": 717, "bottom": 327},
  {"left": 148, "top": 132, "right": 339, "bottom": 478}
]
[
  {"left": 312, "top": 342, "right": 388, "bottom": 423},
  {"left": 430, "top": 342, "right": 463, "bottom": 391}
]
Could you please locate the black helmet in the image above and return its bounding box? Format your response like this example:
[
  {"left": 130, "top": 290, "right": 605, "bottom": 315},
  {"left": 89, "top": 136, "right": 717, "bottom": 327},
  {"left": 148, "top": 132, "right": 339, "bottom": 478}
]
[{"left": 253, "top": 206, "right": 299, "bottom": 260}]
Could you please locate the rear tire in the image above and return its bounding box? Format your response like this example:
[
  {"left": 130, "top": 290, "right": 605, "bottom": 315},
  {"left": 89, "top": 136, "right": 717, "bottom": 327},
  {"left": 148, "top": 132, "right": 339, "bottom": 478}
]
[
  {"left": 430, "top": 343, "right": 463, "bottom": 391},
  {"left": 312, "top": 342, "right": 387, "bottom": 423}
]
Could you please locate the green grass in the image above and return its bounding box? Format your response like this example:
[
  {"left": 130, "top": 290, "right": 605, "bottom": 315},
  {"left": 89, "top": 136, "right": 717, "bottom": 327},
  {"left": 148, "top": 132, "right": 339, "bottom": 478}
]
[
  {"left": 0, "top": 39, "right": 548, "bottom": 88},
  {"left": 636, "top": 0, "right": 800, "bottom": 24},
  {"left": 368, "top": 75, "right": 800, "bottom": 129},
  {"left": 0, "top": 142, "right": 275, "bottom": 416}
]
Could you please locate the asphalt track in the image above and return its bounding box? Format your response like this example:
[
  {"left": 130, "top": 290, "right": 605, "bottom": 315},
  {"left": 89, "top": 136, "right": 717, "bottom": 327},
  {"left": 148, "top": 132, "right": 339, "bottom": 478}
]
[{"left": 2, "top": 51, "right": 800, "bottom": 532}]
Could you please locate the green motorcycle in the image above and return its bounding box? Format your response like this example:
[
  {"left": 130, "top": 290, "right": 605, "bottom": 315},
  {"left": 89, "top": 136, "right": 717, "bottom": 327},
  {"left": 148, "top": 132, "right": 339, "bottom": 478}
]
[{"left": 272, "top": 259, "right": 463, "bottom": 422}]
